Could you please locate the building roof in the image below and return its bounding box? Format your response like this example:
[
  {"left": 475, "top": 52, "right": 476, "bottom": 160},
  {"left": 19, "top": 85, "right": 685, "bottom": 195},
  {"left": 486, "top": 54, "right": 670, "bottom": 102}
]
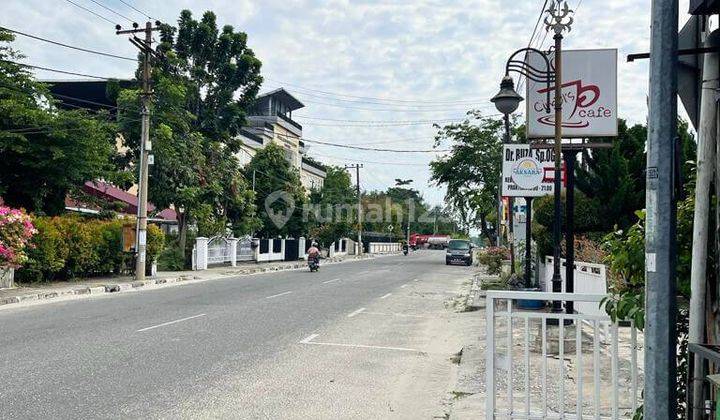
[
  {"left": 80, "top": 181, "right": 177, "bottom": 221},
  {"left": 255, "top": 87, "right": 304, "bottom": 111},
  {"left": 43, "top": 79, "right": 135, "bottom": 113}
]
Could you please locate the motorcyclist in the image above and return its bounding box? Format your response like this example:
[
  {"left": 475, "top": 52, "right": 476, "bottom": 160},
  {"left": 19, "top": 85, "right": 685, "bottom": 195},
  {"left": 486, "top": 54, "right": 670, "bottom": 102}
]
[{"left": 307, "top": 242, "right": 320, "bottom": 265}]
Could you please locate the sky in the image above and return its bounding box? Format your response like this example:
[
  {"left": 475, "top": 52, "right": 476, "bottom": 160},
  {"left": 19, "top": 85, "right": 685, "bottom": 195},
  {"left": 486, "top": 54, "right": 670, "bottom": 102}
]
[{"left": 1, "top": 0, "right": 693, "bottom": 207}]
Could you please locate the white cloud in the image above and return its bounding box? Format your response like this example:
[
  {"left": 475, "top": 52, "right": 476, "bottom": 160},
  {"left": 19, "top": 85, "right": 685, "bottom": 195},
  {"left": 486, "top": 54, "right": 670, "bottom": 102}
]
[{"left": 1, "top": 0, "right": 673, "bottom": 207}]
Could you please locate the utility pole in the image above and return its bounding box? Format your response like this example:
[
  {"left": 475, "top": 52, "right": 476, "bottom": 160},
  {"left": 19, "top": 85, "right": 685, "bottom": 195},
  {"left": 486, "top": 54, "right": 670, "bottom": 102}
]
[
  {"left": 689, "top": 28, "right": 719, "bottom": 420},
  {"left": 345, "top": 164, "right": 364, "bottom": 254},
  {"left": 117, "top": 21, "right": 162, "bottom": 281},
  {"left": 252, "top": 169, "right": 256, "bottom": 193},
  {"left": 645, "top": 0, "right": 678, "bottom": 417}
]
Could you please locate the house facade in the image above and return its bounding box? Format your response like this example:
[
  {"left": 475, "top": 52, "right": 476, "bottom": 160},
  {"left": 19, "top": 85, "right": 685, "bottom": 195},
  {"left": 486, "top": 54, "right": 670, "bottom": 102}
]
[{"left": 237, "top": 88, "right": 326, "bottom": 191}]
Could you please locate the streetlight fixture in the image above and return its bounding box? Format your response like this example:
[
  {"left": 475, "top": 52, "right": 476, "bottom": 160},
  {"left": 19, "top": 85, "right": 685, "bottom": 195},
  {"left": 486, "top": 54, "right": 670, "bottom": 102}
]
[{"left": 492, "top": 0, "right": 573, "bottom": 312}]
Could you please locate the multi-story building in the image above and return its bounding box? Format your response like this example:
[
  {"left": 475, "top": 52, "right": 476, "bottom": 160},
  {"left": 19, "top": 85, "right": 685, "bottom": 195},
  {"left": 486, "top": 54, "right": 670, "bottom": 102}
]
[{"left": 237, "top": 88, "right": 326, "bottom": 191}]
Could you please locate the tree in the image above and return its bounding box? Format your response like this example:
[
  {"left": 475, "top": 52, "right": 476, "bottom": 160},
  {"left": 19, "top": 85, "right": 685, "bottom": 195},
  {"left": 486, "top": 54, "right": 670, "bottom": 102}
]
[
  {"left": 575, "top": 119, "right": 696, "bottom": 232},
  {"left": 0, "top": 29, "right": 118, "bottom": 214},
  {"left": 245, "top": 143, "right": 306, "bottom": 238},
  {"left": 430, "top": 111, "right": 504, "bottom": 242},
  {"left": 118, "top": 9, "right": 262, "bottom": 254},
  {"left": 307, "top": 166, "right": 356, "bottom": 246}
]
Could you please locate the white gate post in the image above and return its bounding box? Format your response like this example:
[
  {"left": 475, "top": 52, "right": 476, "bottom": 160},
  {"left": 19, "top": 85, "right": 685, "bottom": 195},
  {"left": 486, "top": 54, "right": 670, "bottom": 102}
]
[
  {"left": 195, "top": 237, "right": 209, "bottom": 270},
  {"left": 228, "top": 238, "right": 238, "bottom": 267},
  {"left": 252, "top": 238, "right": 260, "bottom": 262},
  {"left": 299, "top": 237, "right": 306, "bottom": 260}
]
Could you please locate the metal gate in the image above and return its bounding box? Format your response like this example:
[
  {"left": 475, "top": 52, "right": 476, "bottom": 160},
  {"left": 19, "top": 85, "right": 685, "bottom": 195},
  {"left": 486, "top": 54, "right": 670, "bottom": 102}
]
[
  {"left": 207, "top": 236, "right": 231, "bottom": 265},
  {"left": 284, "top": 238, "right": 299, "bottom": 261},
  {"left": 237, "top": 236, "right": 254, "bottom": 262}
]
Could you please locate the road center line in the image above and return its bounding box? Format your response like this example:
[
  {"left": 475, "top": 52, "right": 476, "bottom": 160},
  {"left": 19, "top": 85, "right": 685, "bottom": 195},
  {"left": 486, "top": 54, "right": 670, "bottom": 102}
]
[
  {"left": 136, "top": 313, "right": 206, "bottom": 332},
  {"left": 347, "top": 307, "right": 366, "bottom": 318},
  {"left": 265, "top": 291, "right": 293, "bottom": 299},
  {"left": 299, "top": 334, "right": 421, "bottom": 353},
  {"left": 323, "top": 278, "right": 340, "bottom": 284},
  {"left": 380, "top": 293, "right": 392, "bottom": 299}
]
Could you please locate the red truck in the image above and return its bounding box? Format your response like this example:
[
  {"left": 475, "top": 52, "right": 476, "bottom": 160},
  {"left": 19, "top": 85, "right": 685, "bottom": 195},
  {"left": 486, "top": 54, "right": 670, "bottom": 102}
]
[{"left": 409, "top": 233, "right": 451, "bottom": 250}]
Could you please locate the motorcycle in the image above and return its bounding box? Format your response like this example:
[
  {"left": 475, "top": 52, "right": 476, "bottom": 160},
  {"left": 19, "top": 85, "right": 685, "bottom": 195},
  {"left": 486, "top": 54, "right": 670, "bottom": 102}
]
[
  {"left": 402, "top": 245, "right": 409, "bottom": 256},
  {"left": 308, "top": 256, "right": 320, "bottom": 272}
]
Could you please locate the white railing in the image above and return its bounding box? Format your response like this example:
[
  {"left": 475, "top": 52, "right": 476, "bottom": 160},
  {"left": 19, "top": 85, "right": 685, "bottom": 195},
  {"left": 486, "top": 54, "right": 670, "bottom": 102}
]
[
  {"left": 368, "top": 242, "right": 402, "bottom": 254},
  {"left": 485, "top": 291, "right": 642, "bottom": 420}
]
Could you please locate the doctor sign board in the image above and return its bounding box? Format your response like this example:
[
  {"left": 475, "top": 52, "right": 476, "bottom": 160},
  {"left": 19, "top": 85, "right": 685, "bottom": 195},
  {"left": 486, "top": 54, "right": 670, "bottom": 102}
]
[
  {"left": 525, "top": 48, "right": 617, "bottom": 138},
  {"left": 502, "top": 144, "right": 556, "bottom": 197}
]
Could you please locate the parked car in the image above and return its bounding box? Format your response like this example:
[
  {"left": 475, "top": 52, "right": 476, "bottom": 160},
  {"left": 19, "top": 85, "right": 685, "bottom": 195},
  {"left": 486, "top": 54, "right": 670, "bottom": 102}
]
[{"left": 445, "top": 239, "right": 473, "bottom": 266}]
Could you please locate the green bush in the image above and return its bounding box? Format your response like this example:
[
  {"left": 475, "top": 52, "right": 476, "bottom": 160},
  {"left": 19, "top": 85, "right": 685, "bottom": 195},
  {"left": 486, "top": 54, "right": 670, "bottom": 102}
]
[
  {"left": 157, "top": 246, "right": 185, "bottom": 271},
  {"left": 16, "top": 215, "right": 164, "bottom": 282},
  {"left": 531, "top": 191, "right": 604, "bottom": 258}
]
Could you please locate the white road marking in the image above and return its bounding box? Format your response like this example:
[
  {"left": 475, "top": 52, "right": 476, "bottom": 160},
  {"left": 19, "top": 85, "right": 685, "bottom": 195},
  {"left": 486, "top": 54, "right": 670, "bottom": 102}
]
[
  {"left": 347, "top": 307, "right": 366, "bottom": 318},
  {"left": 136, "top": 313, "right": 206, "bottom": 332},
  {"left": 413, "top": 278, "right": 419, "bottom": 282},
  {"left": 363, "top": 311, "right": 428, "bottom": 318},
  {"left": 400, "top": 284, "right": 408, "bottom": 288},
  {"left": 300, "top": 333, "right": 319, "bottom": 344},
  {"left": 299, "top": 334, "right": 421, "bottom": 353},
  {"left": 265, "top": 291, "right": 293, "bottom": 299},
  {"left": 323, "top": 278, "right": 340, "bottom": 284},
  {"left": 380, "top": 293, "right": 392, "bottom": 299}
]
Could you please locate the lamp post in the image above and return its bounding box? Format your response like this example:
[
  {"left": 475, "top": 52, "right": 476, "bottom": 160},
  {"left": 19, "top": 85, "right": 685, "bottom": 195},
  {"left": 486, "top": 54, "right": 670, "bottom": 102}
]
[{"left": 492, "top": 0, "right": 573, "bottom": 311}]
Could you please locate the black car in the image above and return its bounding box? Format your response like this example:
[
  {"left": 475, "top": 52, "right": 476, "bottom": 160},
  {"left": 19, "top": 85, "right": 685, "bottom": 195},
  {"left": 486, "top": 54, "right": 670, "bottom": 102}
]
[{"left": 445, "top": 239, "right": 473, "bottom": 266}]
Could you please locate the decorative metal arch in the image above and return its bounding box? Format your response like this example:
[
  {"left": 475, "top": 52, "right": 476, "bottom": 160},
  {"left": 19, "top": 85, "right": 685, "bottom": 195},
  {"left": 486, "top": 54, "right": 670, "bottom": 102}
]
[{"left": 504, "top": 47, "right": 555, "bottom": 109}]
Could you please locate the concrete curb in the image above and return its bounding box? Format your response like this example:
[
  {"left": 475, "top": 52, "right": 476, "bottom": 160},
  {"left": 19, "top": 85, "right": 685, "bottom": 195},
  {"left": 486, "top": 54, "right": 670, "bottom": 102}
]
[{"left": 0, "top": 254, "right": 377, "bottom": 309}]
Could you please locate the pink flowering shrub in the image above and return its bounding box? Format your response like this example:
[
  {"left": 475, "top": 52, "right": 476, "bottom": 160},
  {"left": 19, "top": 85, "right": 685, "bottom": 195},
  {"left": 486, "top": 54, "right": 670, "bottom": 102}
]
[
  {"left": 478, "top": 246, "right": 511, "bottom": 275},
  {"left": 0, "top": 206, "right": 37, "bottom": 268}
]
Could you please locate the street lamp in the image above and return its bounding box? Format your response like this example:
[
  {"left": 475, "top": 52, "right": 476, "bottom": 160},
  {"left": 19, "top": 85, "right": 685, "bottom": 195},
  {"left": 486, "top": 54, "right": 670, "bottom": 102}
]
[
  {"left": 491, "top": 77, "right": 523, "bottom": 276},
  {"left": 492, "top": 0, "right": 573, "bottom": 312}
]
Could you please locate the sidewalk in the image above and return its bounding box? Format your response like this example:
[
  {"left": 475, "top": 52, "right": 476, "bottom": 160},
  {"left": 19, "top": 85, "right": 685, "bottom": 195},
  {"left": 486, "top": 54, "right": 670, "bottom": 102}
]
[{"left": 0, "top": 253, "right": 377, "bottom": 308}]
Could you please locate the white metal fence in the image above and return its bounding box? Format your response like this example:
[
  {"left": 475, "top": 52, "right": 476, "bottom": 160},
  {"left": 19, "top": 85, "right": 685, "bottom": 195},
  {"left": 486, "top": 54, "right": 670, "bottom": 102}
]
[
  {"left": 485, "top": 290, "right": 642, "bottom": 419},
  {"left": 236, "top": 236, "right": 254, "bottom": 262},
  {"left": 207, "top": 236, "right": 232, "bottom": 265},
  {"left": 540, "top": 257, "right": 608, "bottom": 317}
]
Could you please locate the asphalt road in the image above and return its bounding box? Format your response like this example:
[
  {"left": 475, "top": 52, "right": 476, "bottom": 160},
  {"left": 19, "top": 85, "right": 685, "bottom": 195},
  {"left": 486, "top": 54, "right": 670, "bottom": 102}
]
[{"left": 0, "top": 251, "right": 476, "bottom": 419}]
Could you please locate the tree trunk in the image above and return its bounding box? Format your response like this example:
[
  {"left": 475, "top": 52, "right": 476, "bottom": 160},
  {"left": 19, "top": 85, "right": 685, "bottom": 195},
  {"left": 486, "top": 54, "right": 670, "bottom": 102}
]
[
  {"left": 178, "top": 210, "right": 188, "bottom": 264},
  {"left": 480, "top": 212, "right": 494, "bottom": 244}
]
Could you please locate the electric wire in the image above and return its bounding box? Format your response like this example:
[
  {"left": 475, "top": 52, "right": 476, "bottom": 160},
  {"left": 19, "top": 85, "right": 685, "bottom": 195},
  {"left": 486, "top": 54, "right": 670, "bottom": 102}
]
[
  {"left": 87, "top": 0, "right": 135, "bottom": 24},
  {"left": 262, "top": 82, "right": 490, "bottom": 111},
  {"left": 0, "top": 26, "right": 137, "bottom": 61},
  {"left": 517, "top": 0, "right": 550, "bottom": 94},
  {"left": 62, "top": 0, "right": 117, "bottom": 25},
  {"left": 264, "top": 77, "right": 488, "bottom": 105},
  {"left": 0, "top": 59, "right": 115, "bottom": 80},
  {"left": 117, "top": 0, "right": 154, "bottom": 20}
]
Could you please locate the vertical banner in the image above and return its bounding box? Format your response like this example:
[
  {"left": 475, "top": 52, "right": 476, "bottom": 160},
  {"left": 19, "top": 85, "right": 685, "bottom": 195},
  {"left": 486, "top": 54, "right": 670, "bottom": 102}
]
[{"left": 526, "top": 48, "right": 618, "bottom": 138}]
